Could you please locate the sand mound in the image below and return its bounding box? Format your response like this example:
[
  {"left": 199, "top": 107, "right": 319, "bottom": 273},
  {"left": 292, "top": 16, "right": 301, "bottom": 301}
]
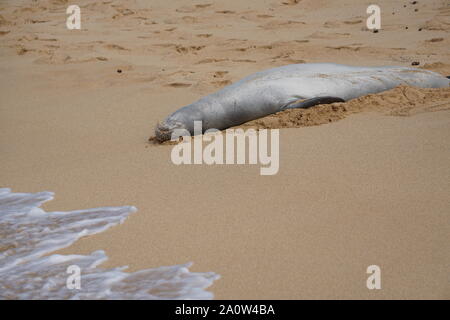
[{"left": 237, "top": 86, "right": 450, "bottom": 130}]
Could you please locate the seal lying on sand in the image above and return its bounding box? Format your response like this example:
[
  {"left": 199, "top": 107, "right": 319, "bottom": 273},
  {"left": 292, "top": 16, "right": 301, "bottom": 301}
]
[{"left": 155, "top": 63, "right": 449, "bottom": 142}]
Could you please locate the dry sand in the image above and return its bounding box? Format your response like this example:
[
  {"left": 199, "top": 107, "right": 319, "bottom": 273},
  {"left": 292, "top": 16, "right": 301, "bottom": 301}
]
[{"left": 1, "top": 0, "right": 449, "bottom": 299}]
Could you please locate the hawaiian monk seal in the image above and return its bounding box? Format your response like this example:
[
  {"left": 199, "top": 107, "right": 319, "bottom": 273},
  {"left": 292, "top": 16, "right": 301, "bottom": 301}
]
[{"left": 155, "top": 63, "right": 449, "bottom": 142}]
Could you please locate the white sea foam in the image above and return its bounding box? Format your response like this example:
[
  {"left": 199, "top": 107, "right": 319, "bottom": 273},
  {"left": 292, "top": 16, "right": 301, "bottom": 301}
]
[{"left": 0, "top": 188, "right": 219, "bottom": 299}]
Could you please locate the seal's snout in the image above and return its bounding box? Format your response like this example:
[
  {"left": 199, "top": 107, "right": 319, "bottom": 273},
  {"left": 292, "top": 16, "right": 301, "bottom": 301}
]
[{"left": 154, "top": 119, "right": 186, "bottom": 142}]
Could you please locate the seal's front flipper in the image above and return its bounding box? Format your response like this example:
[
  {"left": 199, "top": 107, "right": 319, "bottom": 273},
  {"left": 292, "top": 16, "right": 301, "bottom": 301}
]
[{"left": 284, "top": 96, "right": 345, "bottom": 110}]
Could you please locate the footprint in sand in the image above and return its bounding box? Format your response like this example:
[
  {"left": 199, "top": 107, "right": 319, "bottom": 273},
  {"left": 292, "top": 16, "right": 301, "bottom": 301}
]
[
  {"left": 105, "top": 44, "right": 129, "bottom": 51},
  {"left": 256, "top": 14, "right": 275, "bottom": 19},
  {"left": 18, "top": 34, "right": 38, "bottom": 41},
  {"left": 27, "top": 19, "right": 49, "bottom": 24},
  {"left": 39, "top": 38, "right": 58, "bottom": 42},
  {"left": 33, "top": 53, "right": 71, "bottom": 65},
  {"left": 16, "top": 46, "right": 32, "bottom": 55},
  {"left": 166, "top": 82, "right": 192, "bottom": 88},
  {"left": 116, "top": 8, "right": 135, "bottom": 16},
  {"left": 271, "top": 51, "right": 295, "bottom": 59},
  {"left": 425, "top": 38, "right": 444, "bottom": 43},
  {"left": 234, "top": 45, "right": 274, "bottom": 52},
  {"left": 176, "top": 3, "right": 212, "bottom": 13},
  {"left": 232, "top": 59, "right": 256, "bottom": 63},
  {"left": 323, "top": 21, "right": 340, "bottom": 28},
  {"left": 259, "top": 20, "right": 305, "bottom": 29},
  {"left": 196, "top": 4, "right": 212, "bottom": 9},
  {"left": 324, "top": 18, "right": 363, "bottom": 28},
  {"left": 196, "top": 58, "right": 228, "bottom": 64},
  {"left": 326, "top": 45, "right": 361, "bottom": 51},
  {"left": 0, "top": 14, "right": 11, "bottom": 26},
  {"left": 259, "top": 45, "right": 274, "bottom": 50},
  {"left": 213, "top": 71, "right": 229, "bottom": 78},
  {"left": 343, "top": 19, "right": 363, "bottom": 25},
  {"left": 282, "top": 0, "right": 301, "bottom": 5},
  {"left": 181, "top": 16, "right": 198, "bottom": 23},
  {"left": 175, "top": 45, "right": 205, "bottom": 54},
  {"left": 112, "top": 8, "right": 135, "bottom": 19},
  {"left": 281, "top": 58, "right": 306, "bottom": 64},
  {"left": 309, "top": 32, "right": 350, "bottom": 39},
  {"left": 216, "top": 10, "right": 235, "bottom": 14},
  {"left": 420, "top": 18, "right": 450, "bottom": 31}
]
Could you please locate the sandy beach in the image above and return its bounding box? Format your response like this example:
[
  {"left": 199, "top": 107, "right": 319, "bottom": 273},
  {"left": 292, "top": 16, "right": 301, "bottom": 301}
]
[{"left": 1, "top": 0, "right": 449, "bottom": 299}]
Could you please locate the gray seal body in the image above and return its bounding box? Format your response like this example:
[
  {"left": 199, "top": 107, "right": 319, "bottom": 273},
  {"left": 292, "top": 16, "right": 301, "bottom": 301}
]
[{"left": 155, "top": 63, "right": 449, "bottom": 141}]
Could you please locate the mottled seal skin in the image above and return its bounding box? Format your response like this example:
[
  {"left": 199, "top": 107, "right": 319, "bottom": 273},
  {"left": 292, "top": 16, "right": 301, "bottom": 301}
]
[{"left": 155, "top": 63, "right": 449, "bottom": 142}]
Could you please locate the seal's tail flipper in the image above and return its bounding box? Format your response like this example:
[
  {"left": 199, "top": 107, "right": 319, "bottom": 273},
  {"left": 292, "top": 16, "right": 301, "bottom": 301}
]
[{"left": 283, "top": 96, "right": 345, "bottom": 110}]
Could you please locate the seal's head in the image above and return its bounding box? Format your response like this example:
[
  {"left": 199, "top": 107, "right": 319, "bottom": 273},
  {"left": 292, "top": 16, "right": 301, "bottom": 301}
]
[
  {"left": 154, "top": 119, "right": 189, "bottom": 143},
  {"left": 155, "top": 102, "right": 206, "bottom": 142}
]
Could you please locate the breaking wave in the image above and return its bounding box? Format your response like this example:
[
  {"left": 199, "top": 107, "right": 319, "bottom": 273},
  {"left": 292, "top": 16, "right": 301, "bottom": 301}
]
[{"left": 0, "top": 188, "right": 218, "bottom": 299}]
